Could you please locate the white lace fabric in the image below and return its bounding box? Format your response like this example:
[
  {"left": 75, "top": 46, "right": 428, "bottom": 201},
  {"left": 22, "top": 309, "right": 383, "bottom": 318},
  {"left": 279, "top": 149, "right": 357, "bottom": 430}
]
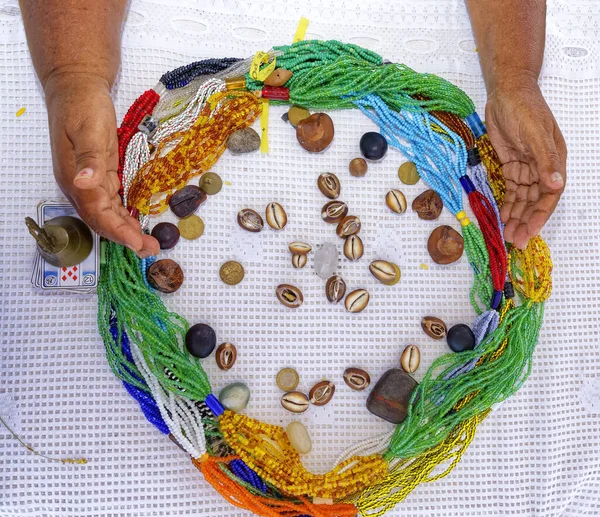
[{"left": 1, "top": 1, "right": 600, "bottom": 516}]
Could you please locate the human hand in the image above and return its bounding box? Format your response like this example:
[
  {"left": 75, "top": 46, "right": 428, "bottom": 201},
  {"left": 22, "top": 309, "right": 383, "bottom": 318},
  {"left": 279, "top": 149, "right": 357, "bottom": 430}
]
[
  {"left": 485, "top": 77, "right": 567, "bottom": 249},
  {"left": 44, "top": 72, "right": 159, "bottom": 258}
]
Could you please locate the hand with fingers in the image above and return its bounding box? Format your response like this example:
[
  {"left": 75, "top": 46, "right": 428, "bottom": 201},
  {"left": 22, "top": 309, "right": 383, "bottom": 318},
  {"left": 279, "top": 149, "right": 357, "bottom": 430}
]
[
  {"left": 485, "top": 79, "right": 567, "bottom": 249},
  {"left": 44, "top": 73, "right": 160, "bottom": 258}
]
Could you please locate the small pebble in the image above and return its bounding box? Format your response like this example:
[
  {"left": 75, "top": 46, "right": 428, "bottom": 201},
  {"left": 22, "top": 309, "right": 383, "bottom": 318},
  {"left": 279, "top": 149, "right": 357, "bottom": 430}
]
[
  {"left": 343, "top": 367, "right": 371, "bottom": 391},
  {"left": 398, "top": 161, "right": 420, "bottom": 185},
  {"left": 238, "top": 208, "right": 264, "bottom": 232},
  {"left": 296, "top": 113, "right": 334, "bottom": 152},
  {"left": 227, "top": 127, "right": 261, "bottom": 154},
  {"left": 219, "top": 261, "right": 245, "bottom": 285},
  {"left": 185, "top": 323, "right": 216, "bottom": 358},
  {"left": 169, "top": 185, "right": 206, "bottom": 218},
  {"left": 199, "top": 172, "right": 223, "bottom": 195},
  {"left": 345, "top": 289, "right": 370, "bottom": 313},
  {"left": 400, "top": 345, "right": 420, "bottom": 373},
  {"left": 276, "top": 284, "right": 303, "bottom": 308},
  {"left": 289, "top": 242, "right": 312, "bottom": 255},
  {"left": 151, "top": 222, "right": 180, "bottom": 250},
  {"left": 309, "top": 380, "right": 335, "bottom": 406},
  {"left": 360, "top": 132, "right": 388, "bottom": 160},
  {"left": 325, "top": 275, "right": 346, "bottom": 303},
  {"left": 421, "top": 316, "right": 447, "bottom": 340},
  {"left": 264, "top": 68, "right": 293, "bottom": 87},
  {"left": 366, "top": 368, "right": 417, "bottom": 424},
  {"left": 281, "top": 391, "right": 309, "bottom": 413},
  {"left": 344, "top": 235, "right": 364, "bottom": 261},
  {"left": 386, "top": 189, "right": 407, "bottom": 214},
  {"left": 428, "top": 225, "right": 464, "bottom": 264},
  {"left": 286, "top": 421, "right": 312, "bottom": 453},
  {"left": 412, "top": 189, "right": 443, "bottom": 220},
  {"left": 288, "top": 106, "right": 311, "bottom": 128},
  {"left": 292, "top": 254, "right": 307, "bottom": 269},
  {"left": 276, "top": 368, "right": 300, "bottom": 391},
  {"left": 147, "top": 259, "right": 184, "bottom": 293},
  {"left": 265, "top": 202, "right": 287, "bottom": 230},
  {"left": 349, "top": 157, "right": 368, "bottom": 177},
  {"left": 219, "top": 382, "right": 250, "bottom": 412},
  {"left": 178, "top": 215, "right": 204, "bottom": 240},
  {"left": 317, "top": 173, "right": 341, "bottom": 199},
  {"left": 314, "top": 242, "right": 338, "bottom": 279},
  {"left": 446, "top": 324, "right": 476, "bottom": 352},
  {"left": 215, "top": 342, "right": 237, "bottom": 370}
]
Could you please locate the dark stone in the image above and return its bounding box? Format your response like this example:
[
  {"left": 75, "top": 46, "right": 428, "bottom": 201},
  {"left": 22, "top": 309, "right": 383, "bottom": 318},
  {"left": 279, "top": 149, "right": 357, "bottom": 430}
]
[
  {"left": 186, "top": 323, "right": 217, "bottom": 358},
  {"left": 151, "top": 222, "right": 180, "bottom": 250},
  {"left": 446, "top": 324, "right": 476, "bottom": 352},
  {"left": 168, "top": 185, "right": 206, "bottom": 218},
  {"left": 359, "top": 132, "right": 388, "bottom": 160},
  {"left": 366, "top": 368, "right": 418, "bottom": 424}
]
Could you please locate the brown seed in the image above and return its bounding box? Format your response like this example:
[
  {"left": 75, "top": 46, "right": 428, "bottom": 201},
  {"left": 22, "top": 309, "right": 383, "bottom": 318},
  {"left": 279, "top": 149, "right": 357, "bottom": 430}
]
[
  {"left": 317, "top": 173, "right": 341, "bottom": 199},
  {"left": 427, "top": 225, "right": 464, "bottom": 264},
  {"left": 369, "top": 260, "right": 401, "bottom": 285},
  {"left": 264, "top": 68, "right": 293, "bottom": 87},
  {"left": 296, "top": 113, "right": 334, "bottom": 153},
  {"left": 398, "top": 161, "right": 420, "bottom": 185},
  {"left": 321, "top": 201, "right": 348, "bottom": 223},
  {"left": 287, "top": 106, "right": 311, "bottom": 128},
  {"left": 385, "top": 189, "right": 407, "bottom": 214},
  {"left": 343, "top": 367, "right": 371, "bottom": 391},
  {"left": 336, "top": 216, "right": 361, "bottom": 238},
  {"left": 281, "top": 391, "right": 309, "bottom": 413},
  {"left": 421, "top": 316, "right": 447, "bottom": 340},
  {"left": 344, "top": 235, "right": 364, "bottom": 261},
  {"left": 265, "top": 202, "right": 287, "bottom": 230},
  {"left": 219, "top": 261, "right": 245, "bottom": 285},
  {"left": 325, "top": 275, "right": 347, "bottom": 303},
  {"left": 215, "top": 342, "right": 237, "bottom": 370},
  {"left": 276, "top": 284, "right": 303, "bottom": 308},
  {"left": 289, "top": 242, "right": 312, "bottom": 255},
  {"left": 168, "top": 185, "right": 207, "bottom": 218},
  {"left": 237, "top": 208, "right": 264, "bottom": 232},
  {"left": 412, "top": 189, "right": 443, "bottom": 220},
  {"left": 400, "top": 345, "right": 420, "bottom": 373},
  {"left": 349, "top": 157, "right": 368, "bottom": 177},
  {"left": 147, "top": 259, "right": 184, "bottom": 294},
  {"left": 345, "top": 289, "right": 370, "bottom": 313},
  {"left": 276, "top": 368, "right": 300, "bottom": 391},
  {"left": 291, "top": 254, "right": 307, "bottom": 269},
  {"left": 309, "top": 380, "right": 336, "bottom": 406}
]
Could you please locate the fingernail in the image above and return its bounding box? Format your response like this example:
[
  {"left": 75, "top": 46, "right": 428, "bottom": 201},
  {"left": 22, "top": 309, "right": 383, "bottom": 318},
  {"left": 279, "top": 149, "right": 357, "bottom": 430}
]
[
  {"left": 74, "top": 168, "right": 94, "bottom": 182},
  {"left": 551, "top": 172, "right": 564, "bottom": 186}
]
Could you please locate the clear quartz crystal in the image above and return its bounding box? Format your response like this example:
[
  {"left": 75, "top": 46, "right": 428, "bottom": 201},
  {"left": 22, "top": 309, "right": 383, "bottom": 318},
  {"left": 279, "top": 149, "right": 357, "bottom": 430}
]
[{"left": 314, "top": 242, "right": 338, "bottom": 279}]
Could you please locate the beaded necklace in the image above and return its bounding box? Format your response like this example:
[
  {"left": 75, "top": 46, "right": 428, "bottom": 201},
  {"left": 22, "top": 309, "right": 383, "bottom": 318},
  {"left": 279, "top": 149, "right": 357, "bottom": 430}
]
[{"left": 96, "top": 40, "right": 554, "bottom": 517}]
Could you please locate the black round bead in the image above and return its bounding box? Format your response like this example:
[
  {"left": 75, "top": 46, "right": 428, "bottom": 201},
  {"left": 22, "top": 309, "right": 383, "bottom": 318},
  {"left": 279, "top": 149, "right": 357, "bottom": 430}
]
[
  {"left": 360, "top": 132, "right": 388, "bottom": 160},
  {"left": 446, "top": 324, "right": 476, "bottom": 353},
  {"left": 151, "top": 222, "right": 180, "bottom": 250},
  {"left": 185, "top": 323, "right": 217, "bottom": 358}
]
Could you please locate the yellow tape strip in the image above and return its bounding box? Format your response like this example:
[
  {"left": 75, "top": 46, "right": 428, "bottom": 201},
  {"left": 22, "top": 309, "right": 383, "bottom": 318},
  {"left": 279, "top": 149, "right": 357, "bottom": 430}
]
[
  {"left": 260, "top": 99, "right": 269, "bottom": 153},
  {"left": 250, "top": 51, "right": 276, "bottom": 82},
  {"left": 293, "top": 17, "right": 310, "bottom": 43}
]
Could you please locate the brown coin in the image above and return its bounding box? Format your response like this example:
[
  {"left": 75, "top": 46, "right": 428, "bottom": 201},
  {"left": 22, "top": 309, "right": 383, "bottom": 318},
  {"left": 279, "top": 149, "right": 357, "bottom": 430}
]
[
  {"left": 398, "top": 161, "right": 420, "bottom": 185},
  {"left": 288, "top": 106, "right": 311, "bottom": 127},
  {"left": 178, "top": 215, "right": 204, "bottom": 240},
  {"left": 219, "top": 261, "right": 245, "bottom": 285}
]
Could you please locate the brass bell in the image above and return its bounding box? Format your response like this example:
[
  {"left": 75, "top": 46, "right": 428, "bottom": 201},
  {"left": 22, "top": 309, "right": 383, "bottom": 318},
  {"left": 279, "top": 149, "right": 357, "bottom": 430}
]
[{"left": 25, "top": 216, "right": 93, "bottom": 268}]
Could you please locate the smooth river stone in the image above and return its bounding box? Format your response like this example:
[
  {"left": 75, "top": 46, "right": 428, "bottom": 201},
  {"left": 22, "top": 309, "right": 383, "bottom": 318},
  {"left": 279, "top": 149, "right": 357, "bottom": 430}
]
[
  {"left": 366, "top": 368, "right": 418, "bottom": 424},
  {"left": 314, "top": 242, "right": 339, "bottom": 279},
  {"left": 218, "top": 382, "right": 250, "bottom": 412},
  {"left": 286, "top": 421, "right": 312, "bottom": 454}
]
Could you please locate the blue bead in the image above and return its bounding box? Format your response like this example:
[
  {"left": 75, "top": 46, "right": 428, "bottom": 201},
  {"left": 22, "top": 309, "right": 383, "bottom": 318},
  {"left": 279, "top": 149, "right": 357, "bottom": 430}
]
[
  {"left": 465, "top": 112, "right": 486, "bottom": 139},
  {"left": 205, "top": 394, "right": 225, "bottom": 416}
]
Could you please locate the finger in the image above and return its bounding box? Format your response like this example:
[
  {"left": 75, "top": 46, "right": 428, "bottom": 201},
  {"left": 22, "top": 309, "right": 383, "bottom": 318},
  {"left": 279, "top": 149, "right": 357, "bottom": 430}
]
[
  {"left": 503, "top": 217, "right": 520, "bottom": 245},
  {"left": 140, "top": 234, "right": 160, "bottom": 256},
  {"left": 84, "top": 206, "right": 145, "bottom": 252},
  {"left": 524, "top": 118, "right": 565, "bottom": 191},
  {"left": 70, "top": 122, "right": 114, "bottom": 190},
  {"left": 500, "top": 180, "right": 518, "bottom": 224},
  {"left": 526, "top": 191, "right": 561, "bottom": 237},
  {"left": 512, "top": 223, "right": 531, "bottom": 250}
]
